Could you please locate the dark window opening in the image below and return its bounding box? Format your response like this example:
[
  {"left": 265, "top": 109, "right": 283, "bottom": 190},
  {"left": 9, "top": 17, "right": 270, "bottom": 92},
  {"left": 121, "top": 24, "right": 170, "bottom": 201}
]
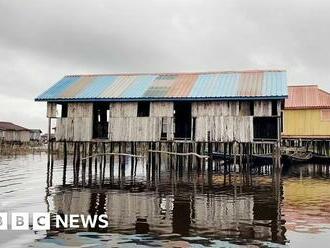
[
  {"left": 192, "top": 117, "right": 196, "bottom": 141},
  {"left": 239, "top": 101, "right": 254, "bottom": 116},
  {"left": 253, "top": 117, "right": 278, "bottom": 140},
  {"left": 93, "top": 103, "right": 109, "bottom": 139},
  {"left": 137, "top": 102, "right": 150, "bottom": 117},
  {"left": 272, "top": 100, "right": 278, "bottom": 116},
  {"left": 61, "top": 103, "right": 68, "bottom": 118},
  {"left": 161, "top": 117, "right": 167, "bottom": 140},
  {"left": 250, "top": 101, "right": 254, "bottom": 116},
  {"left": 174, "top": 102, "right": 191, "bottom": 139}
]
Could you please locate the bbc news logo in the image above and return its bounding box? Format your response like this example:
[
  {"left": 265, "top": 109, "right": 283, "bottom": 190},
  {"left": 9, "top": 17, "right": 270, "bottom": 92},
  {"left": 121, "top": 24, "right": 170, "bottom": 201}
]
[{"left": 0, "top": 213, "right": 109, "bottom": 230}]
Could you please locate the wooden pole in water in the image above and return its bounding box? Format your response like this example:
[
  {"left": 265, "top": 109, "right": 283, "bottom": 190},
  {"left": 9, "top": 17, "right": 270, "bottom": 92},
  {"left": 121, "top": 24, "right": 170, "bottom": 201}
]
[
  {"left": 88, "top": 143, "right": 93, "bottom": 185},
  {"left": 49, "top": 141, "right": 54, "bottom": 186},
  {"left": 76, "top": 142, "right": 81, "bottom": 185},
  {"left": 63, "top": 140, "right": 67, "bottom": 185},
  {"left": 110, "top": 142, "right": 114, "bottom": 183},
  {"left": 101, "top": 143, "right": 106, "bottom": 184},
  {"left": 46, "top": 117, "right": 51, "bottom": 185},
  {"left": 82, "top": 142, "right": 87, "bottom": 186},
  {"left": 208, "top": 142, "right": 213, "bottom": 172},
  {"left": 47, "top": 118, "right": 51, "bottom": 165},
  {"left": 134, "top": 147, "right": 138, "bottom": 178},
  {"left": 118, "top": 142, "right": 122, "bottom": 180},
  {"left": 73, "top": 142, "right": 77, "bottom": 185},
  {"left": 94, "top": 149, "right": 98, "bottom": 182},
  {"left": 130, "top": 142, "right": 134, "bottom": 179}
]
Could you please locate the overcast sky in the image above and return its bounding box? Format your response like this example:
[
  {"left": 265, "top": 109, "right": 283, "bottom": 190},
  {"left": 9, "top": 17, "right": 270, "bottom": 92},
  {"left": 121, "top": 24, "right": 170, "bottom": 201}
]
[{"left": 0, "top": 0, "right": 329, "bottom": 132}]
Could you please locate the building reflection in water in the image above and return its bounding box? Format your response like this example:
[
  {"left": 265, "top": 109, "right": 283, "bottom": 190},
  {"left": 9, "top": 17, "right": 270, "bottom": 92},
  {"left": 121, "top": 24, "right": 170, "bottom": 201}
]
[
  {"left": 282, "top": 163, "right": 330, "bottom": 235},
  {"left": 50, "top": 155, "right": 286, "bottom": 245}
]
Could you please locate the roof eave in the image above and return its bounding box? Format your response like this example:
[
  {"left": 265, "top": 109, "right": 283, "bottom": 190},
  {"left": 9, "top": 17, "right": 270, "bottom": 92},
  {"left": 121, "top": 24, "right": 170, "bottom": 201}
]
[{"left": 35, "top": 95, "right": 288, "bottom": 102}]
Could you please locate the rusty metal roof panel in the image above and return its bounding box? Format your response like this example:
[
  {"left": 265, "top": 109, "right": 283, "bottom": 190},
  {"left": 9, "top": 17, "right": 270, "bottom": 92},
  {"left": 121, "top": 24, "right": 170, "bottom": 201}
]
[
  {"left": 35, "top": 70, "right": 288, "bottom": 101},
  {"left": 167, "top": 74, "right": 198, "bottom": 97},
  {"left": 238, "top": 71, "right": 263, "bottom": 96},
  {"left": 76, "top": 76, "right": 117, "bottom": 98},
  {"left": 285, "top": 85, "right": 330, "bottom": 109}
]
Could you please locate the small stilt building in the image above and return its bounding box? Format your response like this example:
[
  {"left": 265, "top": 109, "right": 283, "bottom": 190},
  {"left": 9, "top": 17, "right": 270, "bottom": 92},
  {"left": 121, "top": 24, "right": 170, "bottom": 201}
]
[
  {"left": 283, "top": 85, "right": 330, "bottom": 138},
  {"left": 0, "top": 122, "right": 31, "bottom": 143},
  {"left": 282, "top": 85, "right": 330, "bottom": 156}
]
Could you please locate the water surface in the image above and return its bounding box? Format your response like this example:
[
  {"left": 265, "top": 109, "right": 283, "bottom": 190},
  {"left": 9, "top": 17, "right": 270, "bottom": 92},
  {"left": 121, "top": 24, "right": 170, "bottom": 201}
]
[{"left": 0, "top": 154, "right": 330, "bottom": 247}]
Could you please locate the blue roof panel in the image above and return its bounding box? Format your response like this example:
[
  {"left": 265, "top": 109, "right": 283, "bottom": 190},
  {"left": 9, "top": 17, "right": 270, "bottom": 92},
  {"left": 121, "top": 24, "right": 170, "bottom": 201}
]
[{"left": 76, "top": 76, "right": 117, "bottom": 98}]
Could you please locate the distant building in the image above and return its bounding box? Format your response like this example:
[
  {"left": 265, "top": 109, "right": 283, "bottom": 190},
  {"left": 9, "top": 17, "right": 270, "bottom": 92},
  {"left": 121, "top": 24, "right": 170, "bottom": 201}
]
[
  {"left": 0, "top": 122, "right": 31, "bottom": 143},
  {"left": 35, "top": 70, "right": 287, "bottom": 143},
  {"left": 283, "top": 85, "right": 330, "bottom": 138},
  {"left": 30, "top": 129, "right": 42, "bottom": 141}
]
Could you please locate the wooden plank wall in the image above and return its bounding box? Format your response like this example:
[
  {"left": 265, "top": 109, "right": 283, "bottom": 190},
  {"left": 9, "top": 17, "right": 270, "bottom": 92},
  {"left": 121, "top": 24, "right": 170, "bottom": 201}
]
[
  {"left": 192, "top": 101, "right": 261, "bottom": 142},
  {"left": 56, "top": 103, "right": 93, "bottom": 141},
  {"left": 193, "top": 116, "right": 253, "bottom": 142},
  {"left": 192, "top": 101, "right": 238, "bottom": 117},
  {"left": 109, "top": 102, "right": 174, "bottom": 141},
  {"left": 53, "top": 100, "right": 276, "bottom": 142},
  {"left": 47, "top": 102, "right": 57, "bottom": 118},
  {"left": 254, "top": 101, "right": 272, "bottom": 116},
  {"left": 3, "top": 130, "right": 30, "bottom": 142}
]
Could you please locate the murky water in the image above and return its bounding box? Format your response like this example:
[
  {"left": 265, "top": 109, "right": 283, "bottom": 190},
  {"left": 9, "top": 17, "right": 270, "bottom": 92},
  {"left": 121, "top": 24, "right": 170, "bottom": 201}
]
[{"left": 0, "top": 153, "right": 330, "bottom": 247}]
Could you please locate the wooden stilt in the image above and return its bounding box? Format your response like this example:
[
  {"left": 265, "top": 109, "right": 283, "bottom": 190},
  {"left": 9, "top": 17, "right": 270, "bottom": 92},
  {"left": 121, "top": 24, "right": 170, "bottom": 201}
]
[{"left": 62, "top": 140, "right": 67, "bottom": 185}]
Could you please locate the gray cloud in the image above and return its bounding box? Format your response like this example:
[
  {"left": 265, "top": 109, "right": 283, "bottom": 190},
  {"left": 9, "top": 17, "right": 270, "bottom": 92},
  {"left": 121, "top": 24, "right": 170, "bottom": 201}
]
[{"left": 0, "top": 0, "right": 330, "bottom": 131}]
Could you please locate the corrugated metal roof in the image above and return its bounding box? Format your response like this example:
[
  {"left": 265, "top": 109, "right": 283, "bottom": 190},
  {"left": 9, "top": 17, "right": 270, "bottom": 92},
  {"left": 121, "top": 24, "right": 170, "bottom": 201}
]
[
  {"left": 285, "top": 85, "right": 330, "bottom": 109},
  {"left": 0, "top": 122, "right": 30, "bottom": 131},
  {"left": 35, "top": 70, "right": 288, "bottom": 102}
]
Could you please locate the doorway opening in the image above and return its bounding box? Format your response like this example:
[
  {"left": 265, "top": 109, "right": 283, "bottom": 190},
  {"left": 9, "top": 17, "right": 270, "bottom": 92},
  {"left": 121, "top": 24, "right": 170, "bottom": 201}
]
[
  {"left": 93, "top": 102, "right": 109, "bottom": 139},
  {"left": 253, "top": 117, "right": 278, "bottom": 140},
  {"left": 174, "top": 102, "right": 192, "bottom": 139}
]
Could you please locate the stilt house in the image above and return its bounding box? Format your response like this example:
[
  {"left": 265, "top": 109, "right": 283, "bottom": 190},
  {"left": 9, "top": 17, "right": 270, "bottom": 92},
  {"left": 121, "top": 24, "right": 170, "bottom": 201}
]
[
  {"left": 35, "top": 70, "right": 287, "bottom": 143},
  {"left": 283, "top": 85, "right": 330, "bottom": 138},
  {"left": 0, "top": 122, "right": 31, "bottom": 143}
]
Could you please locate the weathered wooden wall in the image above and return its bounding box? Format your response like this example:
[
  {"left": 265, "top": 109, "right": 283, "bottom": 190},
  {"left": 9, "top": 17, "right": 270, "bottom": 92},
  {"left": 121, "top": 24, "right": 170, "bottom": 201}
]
[
  {"left": 109, "top": 102, "right": 174, "bottom": 141},
  {"left": 192, "top": 102, "right": 256, "bottom": 142},
  {"left": 30, "top": 131, "right": 41, "bottom": 141},
  {"left": 254, "top": 101, "right": 272, "bottom": 116},
  {"left": 52, "top": 100, "right": 279, "bottom": 142},
  {"left": 194, "top": 116, "right": 253, "bottom": 142},
  {"left": 56, "top": 103, "right": 93, "bottom": 141},
  {"left": 1, "top": 130, "right": 30, "bottom": 142},
  {"left": 47, "top": 102, "right": 57, "bottom": 118},
  {"left": 192, "top": 101, "right": 239, "bottom": 117}
]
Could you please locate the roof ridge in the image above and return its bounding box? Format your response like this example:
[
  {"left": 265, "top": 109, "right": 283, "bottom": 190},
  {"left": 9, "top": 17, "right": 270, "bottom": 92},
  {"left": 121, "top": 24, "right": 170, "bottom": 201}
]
[
  {"left": 318, "top": 88, "right": 330, "bottom": 95},
  {"left": 288, "top": 85, "right": 318, "bottom": 88},
  {"left": 64, "top": 69, "right": 286, "bottom": 77}
]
